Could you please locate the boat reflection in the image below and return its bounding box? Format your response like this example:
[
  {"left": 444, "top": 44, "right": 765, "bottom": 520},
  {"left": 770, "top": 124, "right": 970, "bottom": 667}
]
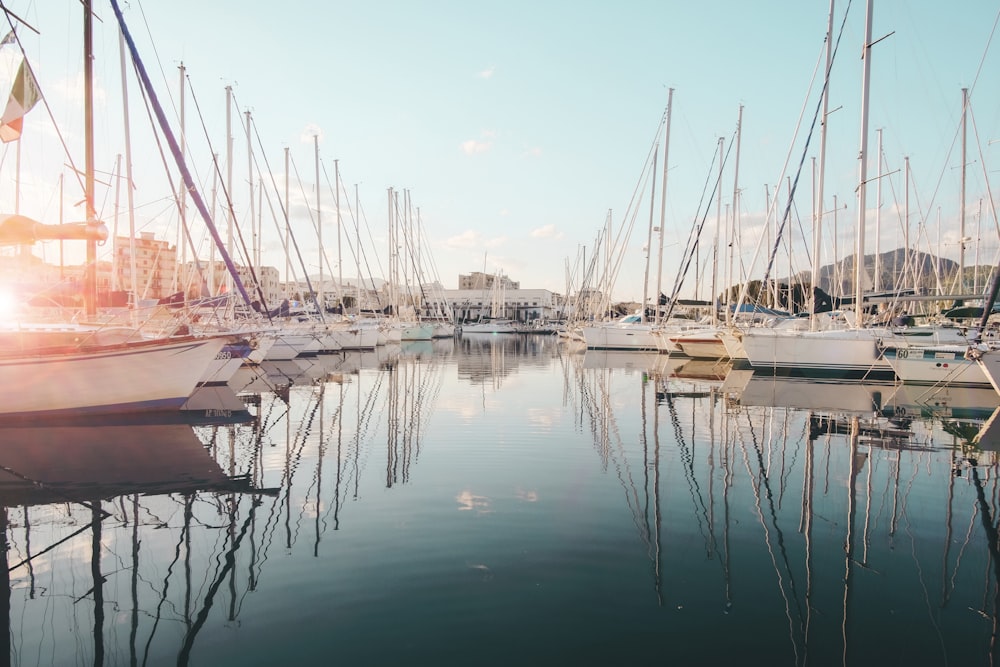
[
  {"left": 4, "top": 415, "right": 268, "bottom": 667},
  {"left": 569, "top": 353, "right": 1000, "bottom": 664}
]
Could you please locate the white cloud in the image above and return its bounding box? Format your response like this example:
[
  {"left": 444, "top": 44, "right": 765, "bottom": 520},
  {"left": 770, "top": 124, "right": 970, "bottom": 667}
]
[
  {"left": 445, "top": 230, "right": 508, "bottom": 250},
  {"left": 530, "top": 224, "right": 563, "bottom": 240},
  {"left": 461, "top": 138, "right": 492, "bottom": 155},
  {"left": 300, "top": 123, "right": 324, "bottom": 143},
  {"left": 445, "top": 230, "right": 480, "bottom": 248},
  {"left": 522, "top": 147, "right": 542, "bottom": 158},
  {"left": 461, "top": 129, "right": 496, "bottom": 155},
  {"left": 477, "top": 66, "right": 495, "bottom": 79}
]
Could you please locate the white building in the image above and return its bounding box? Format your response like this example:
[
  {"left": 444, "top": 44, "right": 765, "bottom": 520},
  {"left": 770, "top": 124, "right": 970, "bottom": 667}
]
[{"left": 442, "top": 288, "right": 563, "bottom": 323}]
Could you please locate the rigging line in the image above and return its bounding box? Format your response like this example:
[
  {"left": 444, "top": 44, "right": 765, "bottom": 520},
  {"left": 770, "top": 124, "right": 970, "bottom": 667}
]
[
  {"left": 349, "top": 184, "right": 390, "bottom": 310},
  {"left": 0, "top": 11, "right": 87, "bottom": 205},
  {"left": 663, "top": 393, "right": 714, "bottom": 557},
  {"left": 747, "top": 409, "right": 808, "bottom": 629},
  {"left": 662, "top": 131, "right": 734, "bottom": 322},
  {"left": 133, "top": 0, "right": 182, "bottom": 126},
  {"left": 394, "top": 191, "right": 434, "bottom": 310},
  {"left": 284, "top": 151, "right": 329, "bottom": 317},
  {"left": 759, "top": 0, "right": 853, "bottom": 294},
  {"left": 967, "top": 103, "right": 1000, "bottom": 252},
  {"left": 112, "top": 0, "right": 256, "bottom": 310},
  {"left": 241, "top": 153, "right": 308, "bottom": 309},
  {"left": 664, "top": 139, "right": 721, "bottom": 308},
  {"left": 129, "top": 59, "right": 214, "bottom": 302},
  {"left": 140, "top": 511, "right": 188, "bottom": 667},
  {"left": 736, "top": 417, "right": 803, "bottom": 662},
  {"left": 227, "top": 103, "right": 278, "bottom": 308},
  {"left": 239, "top": 104, "right": 316, "bottom": 308},
  {"left": 318, "top": 161, "right": 363, "bottom": 295},
  {"left": 968, "top": 6, "right": 1000, "bottom": 95},
  {"left": 177, "top": 500, "right": 260, "bottom": 664}
]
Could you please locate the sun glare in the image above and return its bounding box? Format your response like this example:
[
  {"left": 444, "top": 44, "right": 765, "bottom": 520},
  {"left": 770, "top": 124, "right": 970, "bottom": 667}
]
[{"left": 0, "top": 288, "right": 19, "bottom": 319}]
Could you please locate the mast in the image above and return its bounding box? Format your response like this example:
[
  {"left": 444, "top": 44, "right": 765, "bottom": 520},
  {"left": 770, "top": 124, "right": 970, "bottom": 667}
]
[
  {"left": 315, "top": 134, "right": 322, "bottom": 314},
  {"left": 904, "top": 157, "right": 911, "bottom": 292},
  {"left": 336, "top": 158, "right": 343, "bottom": 313},
  {"left": 246, "top": 110, "right": 255, "bottom": 272},
  {"left": 225, "top": 86, "right": 235, "bottom": 298},
  {"left": 284, "top": 147, "right": 291, "bottom": 297},
  {"left": 641, "top": 144, "right": 659, "bottom": 323},
  {"left": 655, "top": 88, "right": 673, "bottom": 325},
  {"left": 874, "top": 128, "right": 882, "bottom": 293},
  {"left": 111, "top": 154, "right": 121, "bottom": 292},
  {"left": 712, "top": 136, "right": 723, "bottom": 326},
  {"left": 726, "top": 105, "right": 743, "bottom": 326},
  {"left": 209, "top": 154, "right": 218, "bottom": 296},
  {"left": 854, "top": 0, "right": 874, "bottom": 327},
  {"left": 812, "top": 0, "right": 835, "bottom": 326},
  {"left": 177, "top": 62, "right": 186, "bottom": 295},
  {"left": 83, "top": 0, "right": 98, "bottom": 316},
  {"left": 960, "top": 87, "right": 968, "bottom": 291}
]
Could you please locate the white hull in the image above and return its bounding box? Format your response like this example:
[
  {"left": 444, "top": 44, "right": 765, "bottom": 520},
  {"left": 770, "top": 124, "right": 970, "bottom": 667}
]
[
  {"left": 581, "top": 321, "right": 658, "bottom": 351},
  {"left": 0, "top": 335, "right": 226, "bottom": 417},
  {"left": 462, "top": 322, "right": 519, "bottom": 334},
  {"left": 400, "top": 322, "right": 434, "bottom": 340},
  {"left": 669, "top": 329, "right": 729, "bottom": 360},
  {"left": 432, "top": 323, "right": 456, "bottom": 338},
  {"left": 264, "top": 331, "right": 320, "bottom": 360},
  {"left": 198, "top": 340, "right": 251, "bottom": 385},
  {"left": 975, "top": 346, "right": 1000, "bottom": 396},
  {"left": 882, "top": 344, "right": 990, "bottom": 388},
  {"left": 740, "top": 328, "right": 893, "bottom": 379},
  {"left": 327, "top": 326, "right": 379, "bottom": 350}
]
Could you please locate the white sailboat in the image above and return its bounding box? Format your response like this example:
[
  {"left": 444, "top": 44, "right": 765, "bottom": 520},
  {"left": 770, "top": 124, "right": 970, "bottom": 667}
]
[{"left": 0, "top": 9, "right": 246, "bottom": 419}]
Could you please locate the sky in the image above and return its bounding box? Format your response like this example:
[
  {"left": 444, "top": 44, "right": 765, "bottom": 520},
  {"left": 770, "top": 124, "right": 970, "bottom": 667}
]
[{"left": 1, "top": 1, "right": 999, "bottom": 303}]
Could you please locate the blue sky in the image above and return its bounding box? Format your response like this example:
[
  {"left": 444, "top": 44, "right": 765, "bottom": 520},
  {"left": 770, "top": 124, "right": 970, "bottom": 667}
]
[{"left": 1, "top": 1, "right": 999, "bottom": 302}]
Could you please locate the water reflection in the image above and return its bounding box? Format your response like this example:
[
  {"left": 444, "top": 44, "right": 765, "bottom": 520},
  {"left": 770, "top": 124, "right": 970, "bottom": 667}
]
[
  {"left": 6, "top": 338, "right": 1000, "bottom": 665},
  {"left": 570, "top": 349, "right": 1000, "bottom": 664}
]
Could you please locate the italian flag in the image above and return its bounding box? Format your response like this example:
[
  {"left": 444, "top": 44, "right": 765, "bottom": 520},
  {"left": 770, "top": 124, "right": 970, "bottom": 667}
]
[{"left": 0, "top": 60, "right": 40, "bottom": 143}]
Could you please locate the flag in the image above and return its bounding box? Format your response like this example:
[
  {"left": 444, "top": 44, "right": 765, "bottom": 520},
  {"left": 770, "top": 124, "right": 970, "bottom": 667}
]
[{"left": 0, "top": 59, "right": 40, "bottom": 143}]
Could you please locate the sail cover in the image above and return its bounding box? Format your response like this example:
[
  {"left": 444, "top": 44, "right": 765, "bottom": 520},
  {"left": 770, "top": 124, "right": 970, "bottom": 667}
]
[{"left": 0, "top": 214, "right": 108, "bottom": 245}]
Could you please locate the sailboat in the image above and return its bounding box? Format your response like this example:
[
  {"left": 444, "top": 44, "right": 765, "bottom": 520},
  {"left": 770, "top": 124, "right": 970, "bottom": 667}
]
[{"left": 0, "top": 5, "right": 246, "bottom": 418}]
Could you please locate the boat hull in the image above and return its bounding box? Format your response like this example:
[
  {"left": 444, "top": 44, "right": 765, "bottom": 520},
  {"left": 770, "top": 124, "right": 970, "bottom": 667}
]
[{"left": 0, "top": 335, "right": 227, "bottom": 418}]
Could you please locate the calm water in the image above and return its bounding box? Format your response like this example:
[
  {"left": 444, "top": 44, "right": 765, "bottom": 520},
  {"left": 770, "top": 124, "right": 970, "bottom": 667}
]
[{"left": 6, "top": 334, "right": 1000, "bottom": 666}]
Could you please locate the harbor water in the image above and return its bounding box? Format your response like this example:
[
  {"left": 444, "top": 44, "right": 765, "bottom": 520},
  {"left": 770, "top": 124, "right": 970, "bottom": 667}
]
[{"left": 6, "top": 334, "right": 1000, "bottom": 665}]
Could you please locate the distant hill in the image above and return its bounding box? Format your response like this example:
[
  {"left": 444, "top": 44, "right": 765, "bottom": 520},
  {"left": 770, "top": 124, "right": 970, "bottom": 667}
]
[{"left": 800, "top": 248, "right": 966, "bottom": 295}]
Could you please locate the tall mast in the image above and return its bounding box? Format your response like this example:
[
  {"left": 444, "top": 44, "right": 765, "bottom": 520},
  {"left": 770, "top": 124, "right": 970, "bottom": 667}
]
[
  {"left": 246, "top": 110, "right": 255, "bottom": 271},
  {"left": 812, "top": 0, "right": 835, "bottom": 327},
  {"left": 118, "top": 30, "right": 137, "bottom": 307},
  {"left": 874, "top": 128, "right": 882, "bottom": 292},
  {"left": 712, "top": 136, "right": 723, "bottom": 326},
  {"left": 177, "top": 62, "right": 186, "bottom": 294},
  {"left": 315, "top": 134, "right": 322, "bottom": 313},
  {"left": 641, "top": 144, "right": 658, "bottom": 323},
  {"left": 83, "top": 0, "right": 97, "bottom": 316},
  {"left": 335, "top": 158, "right": 342, "bottom": 313},
  {"left": 284, "top": 147, "right": 290, "bottom": 296},
  {"left": 726, "top": 105, "right": 743, "bottom": 326},
  {"left": 209, "top": 153, "right": 217, "bottom": 296},
  {"left": 225, "top": 86, "right": 234, "bottom": 298},
  {"left": 960, "top": 87, "right": 968, "bottom": 291},
  {"left": 655, "top": 88, "right": 674, "bottom": 325},
  {"left": 904, "top": 157, "right": 911, "bottom": 291},
  {"left": 854, "top": 0, "right": 874, "bottom": 327}
]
